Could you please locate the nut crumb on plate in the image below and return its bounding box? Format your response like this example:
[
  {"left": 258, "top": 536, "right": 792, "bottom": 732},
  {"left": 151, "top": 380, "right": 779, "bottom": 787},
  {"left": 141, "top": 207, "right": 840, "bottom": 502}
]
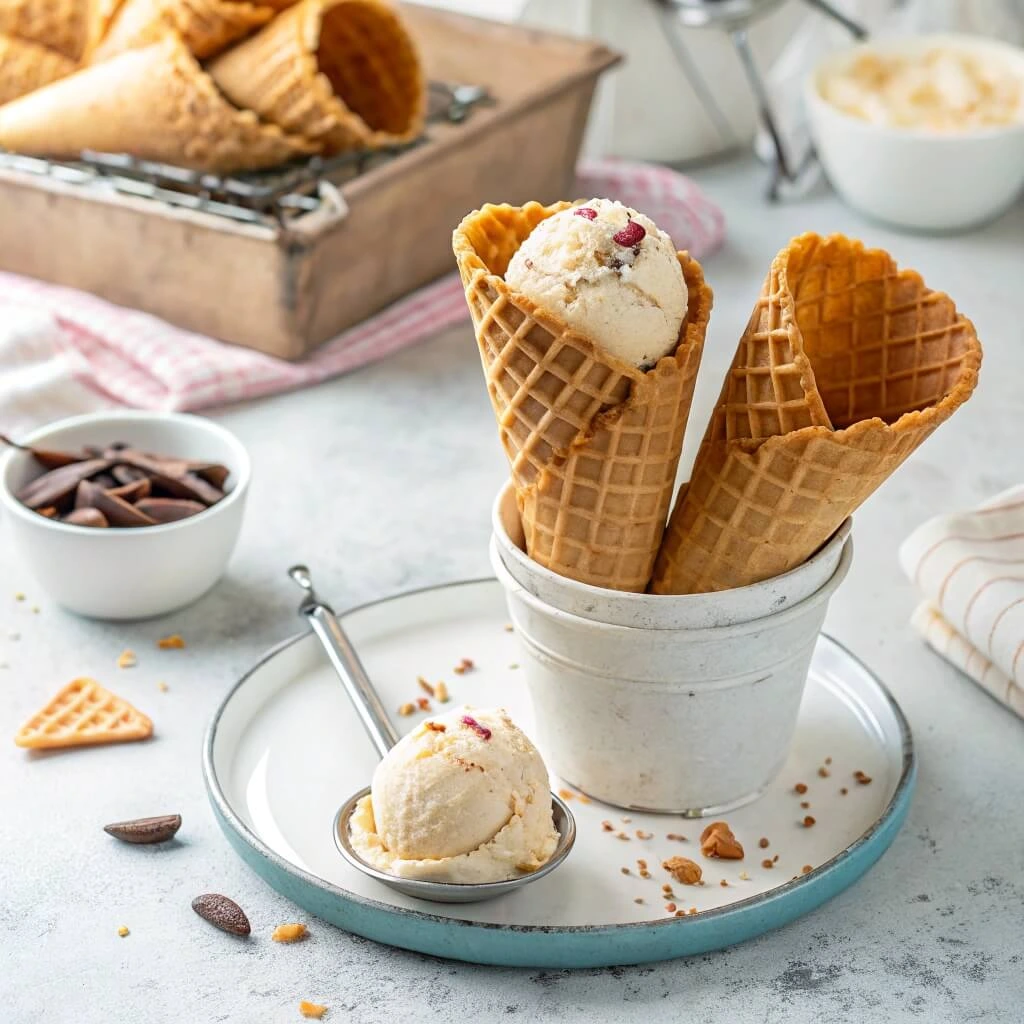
[
  {"left": 299, "top": 1002, "right": 328, "bottom": 1020},
  {"left": 700, "top": 821, "right": 744, "bottom": 860},
  {"left": 758, "top": 837, "right": 769, "bottom": 849},
  {"left": 398, "top": 702, "right": 415, "bottom": 716},
  {"left": 739, "top": 871, "right": 751, "bottom": 881},
  {"left": 818, "top": 766, "right": 831, "bottom": 778},
  {"left": 117, "top": 926, "right": 129, "bottom": 937},
  {"left": 720, "top": 879, "right": 729, "bottom": 887},
  {"left": 803, "top": 815, "right": 817, "bottom": 828},
  {"left": 840, "top": 787, "right": 849, "bottom": 796},
  {"left": 157, "top": 634, "right": 185, "bottom": 649},
  {"left": 663, "top": 856, "right": 702, "bottom": 885},
  {"left": 601, "top": 820, "right": 614, "bottom": 832},
  {"left": 801, "top": 801, "right": 811, "bottom": 809},
  {"left": 157, "top": 681, "right": 169, "bottom": 692},
  {"left": 634, "top": 897, "right": 644, "bottom": 905},
  {"left": 825, "top": 757, "right": 832, "bottom": 765},
  {"left": 435, "top": 681, "right": 450, "bottom": 703},
  {"left": 416, "top": 697, "right": 431, "bottom": 712},
  {"left": 558, "top": 788, "right": 575, "bottom": 801},
  {"left": 794, "top": 782, "right": 808, "bottom": 794},
  {"left": 801, "top": 864, "right": 813, "bottom": 875},
  {"left": 636, "top": 829, "right": 653, "bottom": 840},
  {"left": 417, "top": 677, "right": 434, "bottom": 696},
  {"left": 854, "top": 770, "right": 873, "bottom": 785},
  {"left": 664, "top": 902, "right": 677, "bottom": 913},
  {"left": 666, "top": 833, "right": 686, "bottom": 842},
  {"left": 117, "top": 649, "right": 137, "bottom": 669},
  {"left": 272, "top": 923, "right": 308, "bottom": 943},
  {"left": 761, "top": 858, "right": 774, "bottom": 870},
  {"left": 616, "top": 832, "right": 631, "bottom": 841}
]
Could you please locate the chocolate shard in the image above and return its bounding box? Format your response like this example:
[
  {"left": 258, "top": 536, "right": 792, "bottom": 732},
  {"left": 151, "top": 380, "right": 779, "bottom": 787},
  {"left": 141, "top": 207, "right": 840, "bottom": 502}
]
[
  {"left": 0, "top": 433, "right": 86, "bottom": 468},
  {"left": 106, "top": 477, "right": 152, "bottom": 503},
  {"left": 75, "top": 480, "right": 157, "bottom": 528},
  {"left": 134, "top": 497, "right": 206, "bottom": 523},
  {"left": 64, "top": 507, "right": 110, "bottom": 528},
  {"left": 188, "top": 463, "right": 231, "bottom": 490},
  {"left": 37, "top": 506, "right": 58, "bottom": 519},
  {"left": 107, "top": 450, "right": 224, "bottom": 506},
  {"left": 104, "top": 813, "right": 182, "bottom": 844},
  {"left": 16, "top": 458, "right": 112, "bottom": 509},
  {"left": 111, "top": 465, "right": 148, "bottom": 486},
  {"left": 91, "top": 473, "right": 119, "bottom": 489}
]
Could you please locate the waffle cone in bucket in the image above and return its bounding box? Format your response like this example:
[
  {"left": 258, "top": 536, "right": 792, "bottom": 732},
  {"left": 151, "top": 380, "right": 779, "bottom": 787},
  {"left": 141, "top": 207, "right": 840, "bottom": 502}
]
[
  {"left": 206, "top": 0, "right": 425, "bottom": 154},
  {"left": 0, "top": 33, "right": 316, "bottom": 172},
  {"left": 0, "top": 34, "right": 75, "bottom": 105},
  {"left": 87, "top": 0, "right": 275, "bottom": 62},
  {"left": 0, "top": 0, "right": 99, "bottom": 59},
  {"left": 651, "top": 232, "right": 982, "bottom": 595},
  {"left": 454, "top": 202, "right": 713, "bottom": 593}
]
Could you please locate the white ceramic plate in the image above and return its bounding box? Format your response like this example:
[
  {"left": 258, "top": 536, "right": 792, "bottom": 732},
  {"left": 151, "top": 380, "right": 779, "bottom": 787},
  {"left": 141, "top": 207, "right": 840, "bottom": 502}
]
[{"left": 205, "top": 579, "right": 914, "bottom": 967}]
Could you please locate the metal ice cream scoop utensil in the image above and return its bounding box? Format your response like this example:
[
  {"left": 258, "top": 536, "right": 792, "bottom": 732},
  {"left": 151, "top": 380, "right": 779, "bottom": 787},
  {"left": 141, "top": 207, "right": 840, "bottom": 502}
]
[{"left": 288, "top": 565, "right": 576, "bottom": 904}]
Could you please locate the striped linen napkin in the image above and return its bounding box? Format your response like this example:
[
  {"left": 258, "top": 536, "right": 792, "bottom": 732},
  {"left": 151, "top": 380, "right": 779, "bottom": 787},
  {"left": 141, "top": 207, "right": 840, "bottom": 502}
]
[{"left": 899, "top": 486, "right": 1024, "bottom": 719}]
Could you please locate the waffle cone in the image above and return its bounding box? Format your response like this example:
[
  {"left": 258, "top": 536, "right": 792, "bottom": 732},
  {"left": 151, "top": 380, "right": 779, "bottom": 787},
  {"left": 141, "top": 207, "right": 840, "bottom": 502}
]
[
  {"left": 207, "top": 0, "right": 425, "bottom": 154},
  {"left": 454, "top": 202, "right": 713, "bottom": 593},
  {"left": 0, "top": 0, "right": 98, "bottom": 59},
  {"left": 15, "top": 677, "right": 152, "bottom": 749},
  {"left": 0, "top": 33, "right": 316, "bottom": 172},
  {"left": 651, "top": 232, "right": 982, "bottom": 595},
  {"left": 0, "top": 33, "right": 75, "bottom": 105},
  {"left": 88, "top": 0, "right": 274, "bottom": 62}
]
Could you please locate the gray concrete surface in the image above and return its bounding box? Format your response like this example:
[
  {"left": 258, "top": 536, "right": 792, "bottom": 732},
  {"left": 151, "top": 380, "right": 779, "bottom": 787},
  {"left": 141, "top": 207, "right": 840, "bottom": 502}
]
[{"left": 2, "top": 159, "right": 1023, "bottom": 1023}]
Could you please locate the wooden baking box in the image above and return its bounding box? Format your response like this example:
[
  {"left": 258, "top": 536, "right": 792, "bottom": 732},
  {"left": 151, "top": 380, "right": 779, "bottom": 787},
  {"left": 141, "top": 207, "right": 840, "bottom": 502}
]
[{"left": 0, "top": 7, "right": 619, "bottom": 359}]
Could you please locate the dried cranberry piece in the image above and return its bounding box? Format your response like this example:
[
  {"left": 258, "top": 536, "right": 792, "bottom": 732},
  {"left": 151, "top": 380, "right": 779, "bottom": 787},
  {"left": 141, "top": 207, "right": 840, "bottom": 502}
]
[
  {"left": 612, "top": 221, "right": 646, "bottom": 247},
  {"left": 574, "top": 207, "right": 598, "bottom": 220},
  {"left": 461, "top": 715, "right": 492, "bottom": 741}
]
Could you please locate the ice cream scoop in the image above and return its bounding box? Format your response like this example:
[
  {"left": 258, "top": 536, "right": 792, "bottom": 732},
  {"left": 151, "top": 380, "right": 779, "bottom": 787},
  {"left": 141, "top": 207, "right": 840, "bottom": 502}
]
[
  {"left": 288, "top": 565, "right": 575, "bottom": 903},
  {"left": 349, "top": 707, "right": 559, "bottom": 883},
  {"left": 504, "top": 197, "right": 688, "bottom": 368}
]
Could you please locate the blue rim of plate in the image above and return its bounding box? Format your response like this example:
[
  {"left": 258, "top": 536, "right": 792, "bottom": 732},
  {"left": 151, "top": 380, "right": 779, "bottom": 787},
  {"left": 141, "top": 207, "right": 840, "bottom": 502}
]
[{"left": 202, "top": 578, "right": 916, "bottom": 969}]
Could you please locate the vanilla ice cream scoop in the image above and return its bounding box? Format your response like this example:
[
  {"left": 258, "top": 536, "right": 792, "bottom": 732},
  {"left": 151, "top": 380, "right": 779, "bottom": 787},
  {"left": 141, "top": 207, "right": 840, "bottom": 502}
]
[
  {"left": 348, "top": 707, "right": 559, "bottom": 884},
  {"left": 504, "top": 197, "right": 688, "bottom": 369}
]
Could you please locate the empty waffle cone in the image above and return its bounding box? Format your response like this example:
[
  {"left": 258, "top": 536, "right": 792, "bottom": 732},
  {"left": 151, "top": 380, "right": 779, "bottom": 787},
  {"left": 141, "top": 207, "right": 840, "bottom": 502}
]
[
  {"left": 207, "top": 0, "right": 425, "bottom": 154},
  {"left": 0, "top": 33, "right": 75, "bottom": 105},
  {"left": 87, "top": 0, "right": 275, "bottom": 62},
  {"left": 651, "top": 232, "right": 983, "bottom": 595},
  {"left": 15, "top": 677, "right": 152, "bottom": 749},
  {"left": 0, "top": 33, "right": 316, "bottom": 172},
  {"left": 454, "top": 202, "right": 713, "bottom": 593},
  {"left": 0, "top": 0, "right": 96, "bottom": 59}
]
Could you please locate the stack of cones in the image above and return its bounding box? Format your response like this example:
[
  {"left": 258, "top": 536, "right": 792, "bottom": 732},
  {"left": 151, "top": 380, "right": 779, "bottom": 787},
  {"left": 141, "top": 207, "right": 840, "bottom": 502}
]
[
  {"left": 0, "top": 33, "right": 316, "bottom": 172},
  {"left": 454, "top": 201, "right": 712, "bottom": 593},
  {"left": 0, "top": 33, "right": 75, "bottom": 104},
  {"left": 651, "top": 232, "right": 982, "bottom": 594},
  {"left": 207, "top": 0, "right": 425, "bottom": 154}
]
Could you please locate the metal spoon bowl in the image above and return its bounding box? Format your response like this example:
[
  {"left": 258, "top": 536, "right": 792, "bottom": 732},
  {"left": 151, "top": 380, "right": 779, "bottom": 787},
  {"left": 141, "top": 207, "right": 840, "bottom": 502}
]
[
  {"left": 333, "top": 788, "right": 576, "bottom": 904},
  {"left": 288, "top": 564, "right": 577, "bottom": 905}
]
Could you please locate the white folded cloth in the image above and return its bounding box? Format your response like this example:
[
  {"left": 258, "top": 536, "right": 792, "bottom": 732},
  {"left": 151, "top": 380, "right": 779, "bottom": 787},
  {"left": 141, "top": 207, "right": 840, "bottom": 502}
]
[{"left": 900, "top": 486, "right": 1024, "bottom": 720}]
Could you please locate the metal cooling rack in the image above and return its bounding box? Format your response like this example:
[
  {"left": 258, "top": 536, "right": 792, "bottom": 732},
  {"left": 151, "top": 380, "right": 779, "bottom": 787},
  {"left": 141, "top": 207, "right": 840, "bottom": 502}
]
[{"left": 0, "top": 82, "right": 493, "bottom": 227}]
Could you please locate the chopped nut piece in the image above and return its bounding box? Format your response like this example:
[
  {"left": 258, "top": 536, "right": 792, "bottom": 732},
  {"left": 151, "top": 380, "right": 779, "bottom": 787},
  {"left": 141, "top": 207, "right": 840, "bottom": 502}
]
[
  {"left": 758, "top": 837, "right": 769, "bottom": 849},
  {"left": 634, "top": 897, "right": 644, "bottom": 905},
  {"left": 761, "top": 859, "right": 774, "bottom": 870},
  {"left": 157, "top": 634, "right": 185, "bottom": 650},
  {"left": 621, "top": 867, "right": 630, "bottom": 875},
  {"left": 840, "top": 787, "right": 849, "bottom": 796},
  {"left": 772, "top": 854, "right": 779, "bottom": 864},
  {"left": 577, "top": 793, "right": 591, "bottom": 804},
  {"left": 854, "top": 770, "right": 873, "bottom": 785},
  {"left": 157, "top": 681, "right": 169, "bottom": 692},
  {"left": 825, "top": 757, "right": 833, "bottom": 766},
  {"left": 818, "top": 766, "right": 830, "bottom": 778},
  {"left": 416, "top": 697, "right": 431, "bottom": 712},
  {"left": 558, "top": 788, "right": 575, "bottom": 801},
  {"left": 117, "top": 649, "right": 137, "bottom": 669},
  {"left": 424, "top": 721, "right": 446, "bottom": 733},
  {"left": 739, "top": 871, "right": 751, "bottom": 881},
  {"left": 636, "top": 830, "right": 653, "bottom": 840},
  {"left": 616, "top": 832, "right": 631, "bottom": 841},
  {"left": 504, "top": 624, "right": 514, "bottom": 632},
  {"left": 700, "top": 821, "right": 744, "bottom": 860},
  {"left": 719, "top": 880, "right": 729, "bottom": 888},
  {"left": 117, "top": 925, "right": 129, "bottom": 937},
  {"left": 299, "top": 1002, "right": 328, "bottom": 1020},
  {"left": 272, "top": 923, "right": 308, "bottom": 943},
  {"left": 664, "top": 903, "right": 677, "bottom": 913},
  {"left": 398, "top": 702, "right": 416, "bottom": 716},
  {"left": 663, "top": 856, "right": 702, "bottom": 885},
  {"left": 688, "top": 907, "right": 698, "bottom": 915},
  {"left": 31, "top": 606, "right": 40, "bottom": 614},
  {"left": 454, "top": 665, "right": 466, "bottom": 675},
  {"left": 801, "top": 865, "right": 813, "bottom": 875},
  {"left": 601, "top": 821, "right": 614, "bottom": 832},
  {"left": 636, "top": 859, "right": 648, "bottom": 870},
  {"left": 675, "top": 910, "right": 686, "bottom": 918},
  {"left": 621, "top": 817, "right": 632, "bottom": 824},
  {"left": 455, "top": 658, "right": 475, "bottom": 673},
  {"left": 800, "top": 801, "right": 811, "bottom": 809},
  {"left": 417, "top": 677, "right": 434, "bottom": 697},
  {"left": 666, "top": 833, "right": 687, "bottom": 842},
  {"left": 803, "top": 816, "right": 817, "bottom": 828},
  {"left": 435, "top": 681, "right": 450, "bottom": 703},
  {"left": 639, "top": 869, "right": 651, "bottom": 879},
  {"left": 14, "top": 592, "right": 25, "bottom": 601},
  {"left": 794, "top": 782, "right": 808, "bottom": 794},
  {"left": 661, "top": 884, "right": 673, "bottom": 893}
]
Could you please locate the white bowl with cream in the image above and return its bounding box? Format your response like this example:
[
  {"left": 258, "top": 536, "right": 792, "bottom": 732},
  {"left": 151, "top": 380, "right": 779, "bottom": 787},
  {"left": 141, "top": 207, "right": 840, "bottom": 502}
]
[{"left": 806, "top": 34, "right": 1024, "bottom": 231}]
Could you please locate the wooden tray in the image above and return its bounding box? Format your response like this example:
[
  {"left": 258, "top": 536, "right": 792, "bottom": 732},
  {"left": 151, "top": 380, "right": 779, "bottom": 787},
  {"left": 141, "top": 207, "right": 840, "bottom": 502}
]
[{"left": 0, "top": 7, "right": 619, "bottom": 359}]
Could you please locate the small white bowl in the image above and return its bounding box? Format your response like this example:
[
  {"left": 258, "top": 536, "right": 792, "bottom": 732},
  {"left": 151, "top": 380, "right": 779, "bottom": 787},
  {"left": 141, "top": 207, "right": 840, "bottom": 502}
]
[
  {"left": 805, "top": 34, "right": 1024, "bottom": 231},
  {"left": 0, "top": 411, "right": 251, "bottom": 620}
]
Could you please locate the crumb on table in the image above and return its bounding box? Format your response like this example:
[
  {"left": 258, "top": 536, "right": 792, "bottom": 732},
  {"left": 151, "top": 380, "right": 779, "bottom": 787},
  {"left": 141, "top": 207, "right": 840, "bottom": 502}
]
[
  {"left": 272, "top": 923, "right": 308, "bottom": 943},
  {"left": 157, "top": 634, "right": 186, "bottom": 649},
  {"left": 299, "top": 1001, "right": 328, "bottom": 1019},
  {"left": 117, "top": 650, "right": 137, "bottom": 669}
]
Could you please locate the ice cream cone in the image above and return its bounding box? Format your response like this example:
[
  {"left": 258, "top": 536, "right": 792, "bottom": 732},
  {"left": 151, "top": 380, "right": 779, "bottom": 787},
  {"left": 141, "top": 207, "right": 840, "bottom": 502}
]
[
  {"left": 207, "top": 0, "right": 425, "bottom": 154},
  {"left": 0, "top": 33, "right": 75, "bottom": 105},
  {"left": 454, "top": 202, "right": 713, "bottom": 593},
  {"left": 0, "top": 0, "right": 100, "bottom": 59},
  {"left": 651, "top": 232, "right": 982, "bottom": 595},
  {"left": 87, "top": 0, "right": 274, "bottom": 62},
  {"left": 0, "top": 32, "right": 316, "bottom": 171}
]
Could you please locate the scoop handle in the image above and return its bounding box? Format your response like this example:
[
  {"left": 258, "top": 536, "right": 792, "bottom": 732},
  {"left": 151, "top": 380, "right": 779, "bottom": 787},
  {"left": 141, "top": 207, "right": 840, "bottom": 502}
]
[{"left": 288, "top": 565, "right": 399, "bottom": 760}]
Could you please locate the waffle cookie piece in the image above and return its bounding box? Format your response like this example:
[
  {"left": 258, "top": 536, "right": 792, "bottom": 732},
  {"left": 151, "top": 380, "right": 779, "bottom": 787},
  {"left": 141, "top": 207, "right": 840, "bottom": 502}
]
[
  {"left": 454, "top": 201, "right": 712, "bottom": 593},
  {"left": 208, "top": 0, "right": 425, "bottom": 155},
  {"left": 15, "top": 677, "right": 152, "bottom": 749},
  {"left": 0, "top": 33, "right": 316, "bottom": 172},
  {"left": 651, "top": 232, "right": 982, "bottom": 594}
]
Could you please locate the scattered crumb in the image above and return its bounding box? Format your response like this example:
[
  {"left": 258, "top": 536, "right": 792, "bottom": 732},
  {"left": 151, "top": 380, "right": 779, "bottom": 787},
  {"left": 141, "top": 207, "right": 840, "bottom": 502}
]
[
  {"left": 272, "top": 923, "right": 308, "bottom": 943},
  {"left": 818, "top": 766, "right": 830, "bottom": 778},
  {"left": 558, "top": 788, "right": 575, "bottom": 801},
  {"left": 688, "top": 907, "right": 698, "bottom": 916},
  {"left": 761, "top": 859, "right": 774, "bottom": 870},
  {"left": 117, "top": 926, "right": 129, "bottom": 937},
  {"left": 801, "top": 801, "right": 811, "bottom": 809},
  {"left": 639, "top": 869, "right": 651, "bottom": 879},
  {"left": 664, "top": 903, "right": 677, "bottom": 913},
  {"left": 417, "top": 677, "right": 434, "bottom": 697},
  {"left": 675, "top": 910, "right": 687, "bottom": 918},
  {"left": 840, "top": 787, "right": 849, "bottom": 796},
  {"left": 620, "top": 867, "right": 630, "bottom": 875},
  {"left": 719, "top": 879, "right": 729, "bottom": 887},
  {"left": 854, "top": 770, "right": 873, "bottom": 785},
  {"left": 739, "top": 871, "right": 751, "bottom": 881},
  {"left": 454, "top": 658, "right": 475, "bottom": 675},
  {"left": 299, "top": 1002, "right": 328, "bottom": 1020},
  {"left": 772, "top": 854, "right": 779, "bottom": 864},
  {"left": 435, "top": 681, "right": 450, "bottom": 703},
  {"left": 801, "top": 865, "right": 813, "bottom": 875},
  {"left": 666, "top": 833, "right": 687, "bottom": 842},
  {"left": 621, "top": 817, "right": 632, "bottom": 824},
  {"left": 157, "top": 681, "right": 169, "bottom": 693},
  {"left": 636, "top": 859, "right": 648, "bottom": 870},
  {"left": 825, "top": 757, "right": 833, "bottom": 765},
  {"left": 700, "top": 821, "right": 744, "bottom": 860},
  {"left": 633, "top": 897, "right": 644, "bottom": 905},
  {"left": 636, "top": 830, "right": 653, "bottom": 841},
  {"left": 508, "top": 663, "right": 519, "bottom": 670},
  {"left": 117, "top": 649, "right": 137, "bottom": 669},
  {"left": 601, "top": 820, "right": 614, "bottom": 832},
  {"left": 794, "top": 782, "right": 808, "bottom": 794},
  {"left": 504, "top": 624, "right": 514, "bottom": 632},
  {"left": 576, "top": 792, "right": 591, "bottom": 804},
  {"left": 398, "top": 702, "right": 416, "bottom": 716},
  {"left": 157, "top": 634, "right": 185, "bottom": 650},
  {"left": 14, "top": 592, "right": 25, "bottom": 601},
  {"left": 615, "top": 831, "right": 631, "bottom": 841},
  {"left": 31, "top": 606, "right": 39, "bottom": 614},
  {"left": 663, "top": 856, "right": 702, "bottom": 885},
  {"left": 758, "top": 837, "right": 769, "bottom": 849},
  {"left": 424, "top": 721, "right": 446, "bottom": 733},
  {"left": 416, "top": 697, "right": 431, "bottom": 712},
  {"left": 661, "top": 883, "right": 673, "bottom": 893},
  {"left": 803, "top": 816, "right": 817, "bottom": 828}
]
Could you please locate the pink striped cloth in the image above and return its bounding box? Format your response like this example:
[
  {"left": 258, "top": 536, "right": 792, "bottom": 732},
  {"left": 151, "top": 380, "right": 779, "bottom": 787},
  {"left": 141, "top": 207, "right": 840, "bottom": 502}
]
[
  {"left": 900, "top": 485, "right": 1024, "bottom": 720},
  {"left": 0, "top": 160, "right": 724, "bottom": 422}
]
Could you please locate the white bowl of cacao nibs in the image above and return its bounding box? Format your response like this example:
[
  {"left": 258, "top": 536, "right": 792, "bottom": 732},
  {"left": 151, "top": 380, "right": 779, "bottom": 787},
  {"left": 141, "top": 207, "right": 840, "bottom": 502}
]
[{"left": 0, "top": 410, "right": 251, "bottom": 619}]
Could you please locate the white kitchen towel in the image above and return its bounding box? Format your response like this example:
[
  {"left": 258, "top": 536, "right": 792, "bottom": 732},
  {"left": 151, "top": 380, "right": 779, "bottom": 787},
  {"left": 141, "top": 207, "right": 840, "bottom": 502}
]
[{"left": 900, "top": 485, "right": 1024, "bottom": 720}]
